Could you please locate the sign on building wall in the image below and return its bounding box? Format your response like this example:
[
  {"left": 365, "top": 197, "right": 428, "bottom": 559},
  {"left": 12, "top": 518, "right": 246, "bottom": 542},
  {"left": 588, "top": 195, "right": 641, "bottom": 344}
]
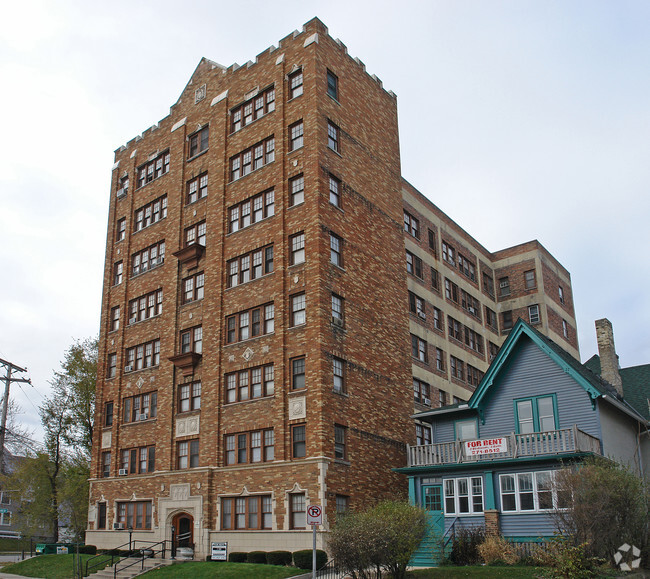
[{"left": 465, "top": 437, "right": 507, "bottom": 456}]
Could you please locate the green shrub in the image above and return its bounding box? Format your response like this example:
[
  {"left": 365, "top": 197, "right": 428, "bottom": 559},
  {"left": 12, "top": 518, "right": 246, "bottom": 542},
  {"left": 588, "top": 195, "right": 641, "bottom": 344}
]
[
  {"left": 543, "top": 536, "right": 605, "bottom": 579},
  {"left": 267, "top": 550, "right": 292, "bottom": 566},
  {"left": 246, "top": 551, "right": 267, "bottom": 564},
  {"left": 450, "top": 525, "right": 485, "bottom": 566},
  {"left": 228, "top": 552, "right": 247, "bottom": 562},
  {"left": 293, "top": 549, "right": 327, "bottom": 569},
  {"left": 77, "top": 545, "right": 97, "bottom": 554}
]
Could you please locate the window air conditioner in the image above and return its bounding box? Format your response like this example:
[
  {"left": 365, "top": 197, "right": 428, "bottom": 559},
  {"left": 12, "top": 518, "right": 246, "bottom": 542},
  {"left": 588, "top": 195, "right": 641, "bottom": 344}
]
[
  {"left": 129, "top": 317, "right": 138, "bottom": 325},
  {"left": 114, "top": 523, "right": 125, "bottom": 530},
  {"left": 332, "top": 317, "right": 343, "bottom": 327},
  {"left": 139, "top": 412, "right": 149, "bottom": 421},
  {"left": 116, "top": 188, "right": 126, "bottom": 198},
  {"left": 118, "top": 469, "right": 127, "bottom": 476},
  {"left": 424, "top": 398, "right": 431, "bottom": 406},
  {"left": 156, "top": 257, "right": 164, "bottom": 265},
  {"left": 417, "top": 312, "right": 426, "bottom": 320},
  {"left": 124, "top": 365, "right": 133, "bottom": 373}
]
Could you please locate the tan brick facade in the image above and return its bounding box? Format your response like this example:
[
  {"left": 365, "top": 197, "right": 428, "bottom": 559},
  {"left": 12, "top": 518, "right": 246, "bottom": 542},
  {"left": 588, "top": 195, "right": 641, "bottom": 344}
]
[{"left": 88, "top": 18, "right": 578, "bottom": 558}]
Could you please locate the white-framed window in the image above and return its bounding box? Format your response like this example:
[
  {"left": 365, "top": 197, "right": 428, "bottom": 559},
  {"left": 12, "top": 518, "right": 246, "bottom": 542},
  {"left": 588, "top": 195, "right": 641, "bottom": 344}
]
[
  {"left": 528, "top": 304, "right": 540, "bottom": 324},
  {"left": 455, "top": 419, "right": 477, "bottom": 441},
  {"left": 499, "top": 471, "right": 568, "bottom": 513},
  {"left": 444, "top": 477, "right": 483, "bottom": 515},
  {"left": 562, "top": 319, "right": 568, "bottom": 338}
]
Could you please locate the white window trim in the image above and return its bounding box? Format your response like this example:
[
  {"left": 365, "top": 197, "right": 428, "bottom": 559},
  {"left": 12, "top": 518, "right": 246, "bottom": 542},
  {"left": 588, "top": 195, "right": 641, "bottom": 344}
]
[
  {"left": 499, "top": 470, "right": 565, "bottom": 513},
  {"left": 443, "top": 476, "right": 484, "bottom": 516}
]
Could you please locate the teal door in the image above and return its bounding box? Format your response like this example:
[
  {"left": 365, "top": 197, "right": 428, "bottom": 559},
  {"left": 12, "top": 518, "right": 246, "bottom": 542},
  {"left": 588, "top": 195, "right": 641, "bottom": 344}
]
[{"left": 411, "top": 484, "right": 445, "bottom": 566}]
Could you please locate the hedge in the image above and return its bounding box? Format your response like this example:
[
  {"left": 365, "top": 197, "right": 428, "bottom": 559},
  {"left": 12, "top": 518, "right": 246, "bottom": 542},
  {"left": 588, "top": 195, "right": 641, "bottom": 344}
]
[
  {"left": 267, "top": 550, "right": 292, "bottom": 566},
  {"left": 228, "top": 552, "right": 247, "bottom": 562},
  {"left": 293, "top": 549, "right": 327, "bottom": 569}
]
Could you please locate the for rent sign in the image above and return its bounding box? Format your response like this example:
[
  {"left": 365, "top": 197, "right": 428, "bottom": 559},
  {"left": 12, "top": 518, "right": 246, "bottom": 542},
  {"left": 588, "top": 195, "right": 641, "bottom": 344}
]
[{"left": 465, "top": 437, "right": 507, "bottom": 456}]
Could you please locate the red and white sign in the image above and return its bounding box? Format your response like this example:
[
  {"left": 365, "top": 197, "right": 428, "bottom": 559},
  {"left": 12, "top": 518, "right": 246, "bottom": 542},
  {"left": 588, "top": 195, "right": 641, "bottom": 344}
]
[
  {"left": 465, "top": 437, "right": 507, "bottom": 456},
  {"left": 307, "top": 505, "right": 322, "bottom": 526}
]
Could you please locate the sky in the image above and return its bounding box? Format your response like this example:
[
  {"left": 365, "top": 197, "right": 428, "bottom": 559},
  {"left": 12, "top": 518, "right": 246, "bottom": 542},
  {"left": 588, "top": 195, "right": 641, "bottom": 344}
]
[{"left": 1, "top": 0, "right": 649, "bottom": 441}]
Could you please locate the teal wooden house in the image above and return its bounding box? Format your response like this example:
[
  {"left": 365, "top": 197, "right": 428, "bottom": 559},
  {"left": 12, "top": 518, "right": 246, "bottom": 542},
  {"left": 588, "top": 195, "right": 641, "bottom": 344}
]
[{"left": 397, "top": 318, "right": 649, "bottom": 566}]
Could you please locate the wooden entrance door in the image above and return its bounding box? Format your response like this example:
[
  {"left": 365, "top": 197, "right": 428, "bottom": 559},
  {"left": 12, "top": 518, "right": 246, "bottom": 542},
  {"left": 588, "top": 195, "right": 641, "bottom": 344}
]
[{"left": 172, "top": 512, "right": 193, "bottom": 548}]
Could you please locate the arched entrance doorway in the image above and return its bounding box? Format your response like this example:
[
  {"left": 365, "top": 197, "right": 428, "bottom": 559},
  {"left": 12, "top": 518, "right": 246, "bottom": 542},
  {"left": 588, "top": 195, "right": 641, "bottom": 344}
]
[{"left": 171, "top": 512, "right": 194, "bottom": 550}]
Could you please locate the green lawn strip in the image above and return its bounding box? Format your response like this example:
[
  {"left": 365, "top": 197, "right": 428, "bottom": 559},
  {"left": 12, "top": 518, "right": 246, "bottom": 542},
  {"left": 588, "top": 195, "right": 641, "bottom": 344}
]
[
  {"left": 407, "top": 566, "right": 546, "bottom": 578},
  {"left": 142, "top": 561, "right": 310, "bottom": 578},
  {"left": 3, "top": 553, "right": 108, "bottom": 578}
]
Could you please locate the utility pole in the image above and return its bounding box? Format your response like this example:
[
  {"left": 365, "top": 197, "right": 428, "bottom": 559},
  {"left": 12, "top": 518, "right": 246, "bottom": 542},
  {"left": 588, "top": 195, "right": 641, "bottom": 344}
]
[{"left": 0, "top": 358, "right": 31, "bottom": 473}]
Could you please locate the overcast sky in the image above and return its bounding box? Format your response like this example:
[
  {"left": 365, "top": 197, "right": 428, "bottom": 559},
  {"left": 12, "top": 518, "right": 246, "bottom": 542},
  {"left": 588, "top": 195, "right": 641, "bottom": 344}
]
[{"left": 2, "top": 0, "right": 649, "bottom": 441}]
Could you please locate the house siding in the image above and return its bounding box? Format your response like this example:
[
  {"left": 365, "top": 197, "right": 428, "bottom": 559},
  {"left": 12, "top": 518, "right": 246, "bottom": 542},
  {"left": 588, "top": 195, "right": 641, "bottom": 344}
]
[{"left": 598, "top": 402, "right": 643, "bottom": 474}]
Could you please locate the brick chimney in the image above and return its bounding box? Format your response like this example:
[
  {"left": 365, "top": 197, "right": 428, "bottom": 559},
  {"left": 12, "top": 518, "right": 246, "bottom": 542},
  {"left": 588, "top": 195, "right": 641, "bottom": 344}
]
[{"left": 595, "top": 318, "right": 624, "bottom": 397}]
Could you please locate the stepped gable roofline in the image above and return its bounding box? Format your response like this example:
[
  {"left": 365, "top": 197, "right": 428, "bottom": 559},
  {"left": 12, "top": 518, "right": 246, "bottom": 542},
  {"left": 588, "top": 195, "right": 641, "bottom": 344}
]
[
  {"left": 468, "top": 319, "right": 647, "bottom": 426},
  {"left": 115, "top": 18, "right": 395, "bottom": 154}
]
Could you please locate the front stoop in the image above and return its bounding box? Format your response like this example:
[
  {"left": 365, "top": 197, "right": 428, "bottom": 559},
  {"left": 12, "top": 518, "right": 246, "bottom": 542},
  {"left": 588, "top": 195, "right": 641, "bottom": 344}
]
[{"left": 87, "top": 556, "right": 174, "bottom": 579}]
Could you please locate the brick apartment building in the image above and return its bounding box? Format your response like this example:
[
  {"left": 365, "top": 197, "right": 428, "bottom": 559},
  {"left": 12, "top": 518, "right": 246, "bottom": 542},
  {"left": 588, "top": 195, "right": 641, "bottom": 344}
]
[{"left": 87, "top": 18, "right": 578, "bottom": 558}]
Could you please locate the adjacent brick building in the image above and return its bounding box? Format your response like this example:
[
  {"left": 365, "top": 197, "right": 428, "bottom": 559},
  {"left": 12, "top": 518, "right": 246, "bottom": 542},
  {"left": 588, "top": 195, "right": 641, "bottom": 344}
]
[{"left": 87, "top": 18, "right": 579, "bottom": 558}]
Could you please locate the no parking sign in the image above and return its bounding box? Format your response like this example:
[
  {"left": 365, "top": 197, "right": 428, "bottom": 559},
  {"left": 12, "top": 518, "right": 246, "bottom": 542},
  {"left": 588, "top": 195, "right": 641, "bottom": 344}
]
[{"left": 307, "top": 504, "right": 322, "bottom": 526}]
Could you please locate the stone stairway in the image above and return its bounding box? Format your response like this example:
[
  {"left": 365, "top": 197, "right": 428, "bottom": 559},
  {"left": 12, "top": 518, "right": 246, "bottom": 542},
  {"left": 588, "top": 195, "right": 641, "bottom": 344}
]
[{"left": 87, "top": 556, "right": 174, "bottom": 579}]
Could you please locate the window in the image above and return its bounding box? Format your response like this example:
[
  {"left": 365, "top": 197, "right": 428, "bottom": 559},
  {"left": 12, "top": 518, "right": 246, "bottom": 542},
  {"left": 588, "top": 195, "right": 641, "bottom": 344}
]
[
  {"left": 101, "top": 451, "right": 111, "bottom": 478},
  {"left": 411, "top": 335, "right": 428, "bottom": 363},
  {"left": 461, "top": 290, "right": 481, "bottom": 319},
  {"left": 467, "top": 365, "right": 484, "bottom": 387},
  {"left": 229, "top": 189, "right": 275, "bottom": 232},
  {"left": 483, "top": 273, "right": 495, "bottom": 298},
  {"left": 442, "top": 242, "right": 455, "bottom": 266},
  {"left": 230, "top": 86, "right": 275, "bottom": 132},
  {"left": 226, "top": 303, "right": 274, "bottom": 343},
  {"left": 416, "top": 424, "right": 432, "bottom": 445},
  {"left": 499, "top": 471, "right": 567, "bottom": 512},
  {"left": 128, "top": 288, "right": 163, "bottom": 323},
  {"left": 444, "top": 278, "right": 459, "bottom": 304},
  {"left": 177, "top": 439, "right": 199, "bottom": 469},
  {"left": 134, "top": 195, "right": 167, "bottom": 232},
  {"left": 117, "top": 175, "right": 129, "bottom": 199},
  {"left": 562, "top": 319, "right": 569, "bottom": 338},
  {"left": 444, "top": 477, "right": 483, "bottom": 515},
  {"left": 464, "top": 327, "right": 484, "bottom": 354},
  {"left": 334, "top": 425, "right": 347, "bottom": 460},
  {"left": 329, "top": 174, "right": 341, "bottom": 207},
  {"left": 289, "top": 174, "right": 304, "bottom": 206},
  {"left": 118, "top": 445, "right": 154, "bottom": 474},
  {"left": 558, "top": 285, "right": 565, "bottom": 304},
  {"left": 136, "top": 151, "right": 169, "bottom": 189},
  {"left": 104, "top": 402, "right": 114, "bottom": 427},
  {"left": 485, "top": 307, "right": 498, "bottom": 330},
  {"left": 291, "top": 293, "right": 306, "bottom": 326},
  {"left": 97, "top": 502, "right": 107, "bottom": 530},
  {"left": 292, "top": 425, "right": 306, "bottom": 458},
  {"left": 186, "top": 173, "right": 208, "bottom": 204},
  {"left": 291, "top": 357, "right": 306, "bottom": 390},
  {"left": 439, "top": 389, "right": 448, "bottom": 406},
  {"left": 448, "top": 316, "right": 462, "bottom": 341},
  {"left": 327, "top": 120, "right": 340, "bottom": 152},
  {"left": 289, "top": 120, "right": 304, "bottom": 151},
  {"left": 450, "top": 356, "right": 464, "bottom": 381},
  {"left": 489, "top": 341, "right": 499, "bottom": 362},
  {"left": 288, "top": 69, "right": 303, "bottom": 99},
  {"left": 330, "top": 233, "right": 343, "bottom": 267},
  {"left": 290, "top": 493, "right": 306, "bottom": 529},
  {"left": 528, "top": 304, "right": 540, "bottom": 324},
  {"left": 413, "top": 379, "right": 431, "bottom": 406},
  {"left": 116, "top": 501, "right": 152, "bottom": 529},
  {"left": 458, "top": 254, "right": 476, "bottom": 282},
  {"left": 333, "top": 357, "right": 344, "bottom": 393},
  {"left": 107, "top": 353, "right": 117, "bottom": 378},
  {"left": 122, "top": 391, "right": 158, "bottom": 423},
  {"left": 113, "top": 261, "right": 123, "bottom": 285},
  {"left": 433, "top": 307, "right": 443, "bottom": 331},
  {"left": 327, "top": 69, "right": 338, "bottom": 100},
  {"left": 125, "top": 340, "right": 160, "bottom": 372},
  {"left": 182, "top": 272, "right": 204, "bottom": 304},
  {"left": 406, "top": 250, "right": 422, "bottom": 278},
  {"left": 290, "top": 232, "right": 305, "bottom": 265},
  {"left": 225, "top": 364, "right": 274, "bottom": 402},
  {"left": 435, "top": 348, "right": 445, "bottom": 372},
  {"left": 227, "top": 245, "right": 274, "bottom": 287},
  {"left": 499, "top": 277, "right": 510, "bottom": 297},
  {"left": 403, "top": 211, "right": 419, "bottom": 238},
  {"left": 132, "top": 240, "right": 165, "bottom": 276},
  {"left": 335, "top": 495, "right": 348, "bottom": 515},
  {"left": 515, "top": 395, "right": 556, "bottom": 434},
  {"left": 110, "top": 306, "right": 120, "bottom": 332},
  {"left": 331, "top": 294, "right": 344, "bottom": 324},
  {"left": 180, "top": 326, "right": 203, "bottom": 354},
  {"left": 431, "top": 267, "right": 440, "bottom": 291},
  {"left": 188, "top": 126, "right": 209, "bottom": 158},
  {"left": 116, "top": 218, "right": 126, "bottom": 242},
  {"left": 178, "top": 380, "right": 201, "bottom": 412},
  {"left": 222, "top": 495, "right": 273, "bottom": 530},
  {"left": 502, "top": 310, "right": 513, "bottom": 330},
  {"left": 428, "top": 229, "right": 436, "bottom": 252},
  {"left": 524, "top": 270, "right": 536, "bottom": 289},
  {"left": 408, "top": 291, "right": 426, "bottom": 319},
  {"left": 225, "top": 429, "right": 274, "bottom": 465},
  {"left": 230, "top": 136, "right": 274, "bottom": 181}
]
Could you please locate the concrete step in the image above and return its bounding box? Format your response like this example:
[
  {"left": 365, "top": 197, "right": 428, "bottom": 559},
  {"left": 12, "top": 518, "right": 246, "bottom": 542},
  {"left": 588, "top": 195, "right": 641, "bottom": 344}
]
[{"left": 87, "top": 557, "right": 173, "bottom": 579}]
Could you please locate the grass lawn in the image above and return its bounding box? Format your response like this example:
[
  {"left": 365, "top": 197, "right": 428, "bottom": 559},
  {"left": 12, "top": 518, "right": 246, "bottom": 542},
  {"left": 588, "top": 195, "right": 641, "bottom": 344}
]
[
  {"left": 2, "top": 554, "right": 108, "bottom": 578},
  {"left": 142, "top": 561, "right": 310, "bottom": 578}
]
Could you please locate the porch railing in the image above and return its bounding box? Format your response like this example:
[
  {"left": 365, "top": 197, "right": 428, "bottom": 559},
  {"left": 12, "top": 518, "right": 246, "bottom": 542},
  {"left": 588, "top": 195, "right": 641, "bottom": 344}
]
[{"left": 408, "top": 425, "right": 601, "bottom": 467}]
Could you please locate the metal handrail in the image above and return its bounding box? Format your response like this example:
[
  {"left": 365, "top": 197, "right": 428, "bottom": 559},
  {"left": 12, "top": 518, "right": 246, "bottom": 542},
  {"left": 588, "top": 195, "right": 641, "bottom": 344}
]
[
  {"left": 112, "top": 539, "right": 168, "bottom": 579},
  {"left": 85, "top": 540, "right": 133, "bottom": 577}
]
